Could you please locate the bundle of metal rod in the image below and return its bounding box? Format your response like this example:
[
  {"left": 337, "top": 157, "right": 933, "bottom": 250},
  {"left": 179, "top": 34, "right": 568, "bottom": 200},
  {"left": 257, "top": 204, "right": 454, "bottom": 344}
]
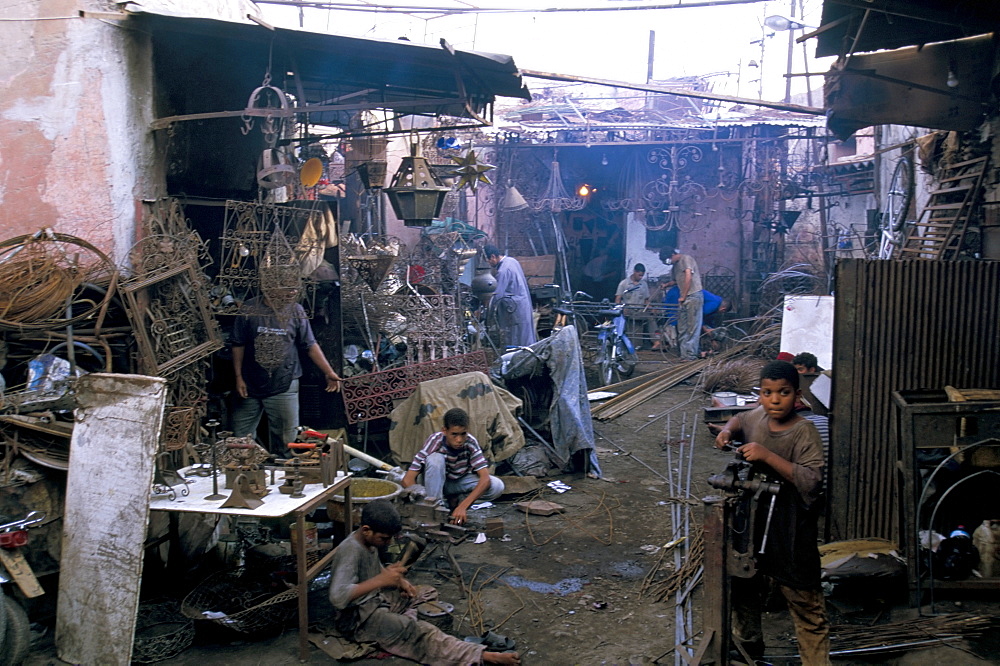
[
  {"left": 827, "top": 613, "right": 992, "bottom": 655},
  {"left": 590, "top": 344, "right": 748, "bottom": 421},
  {"left": 670, "top": 411, "right": 700, "bottom": 666}
]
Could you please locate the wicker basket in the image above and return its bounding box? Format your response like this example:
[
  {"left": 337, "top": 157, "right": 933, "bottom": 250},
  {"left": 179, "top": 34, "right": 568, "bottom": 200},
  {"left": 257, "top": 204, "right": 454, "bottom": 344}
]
[
  {"left": 132, "top": 600, "right": 195, "bottom": 663},
  {"left": 181, "top": 568, "right": 298, "bottom": 634}
]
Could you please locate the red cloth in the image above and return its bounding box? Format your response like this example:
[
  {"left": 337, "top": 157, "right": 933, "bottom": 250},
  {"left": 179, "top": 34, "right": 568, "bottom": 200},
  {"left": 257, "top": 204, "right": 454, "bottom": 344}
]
[{"left": 776, "top": 351, "right": 795, "bottom": 362}]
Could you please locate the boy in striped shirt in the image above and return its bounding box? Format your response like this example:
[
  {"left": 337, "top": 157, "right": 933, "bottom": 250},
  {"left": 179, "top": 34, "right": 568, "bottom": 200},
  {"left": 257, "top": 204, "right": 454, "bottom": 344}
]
[{"left": 402, "top": 408, "right": 505, "bottom": 526}]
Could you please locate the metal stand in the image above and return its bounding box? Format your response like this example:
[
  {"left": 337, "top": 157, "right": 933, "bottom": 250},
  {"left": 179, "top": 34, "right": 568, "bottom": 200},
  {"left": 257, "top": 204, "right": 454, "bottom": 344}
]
[{"left": 203, "top": 420, "right": 225, "bottom": 501}]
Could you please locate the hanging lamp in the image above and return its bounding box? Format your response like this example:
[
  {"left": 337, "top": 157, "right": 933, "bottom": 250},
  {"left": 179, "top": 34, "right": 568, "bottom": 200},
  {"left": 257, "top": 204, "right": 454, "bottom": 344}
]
[{"left": 385, "top": 140, "right": 451, "bottom": 227}]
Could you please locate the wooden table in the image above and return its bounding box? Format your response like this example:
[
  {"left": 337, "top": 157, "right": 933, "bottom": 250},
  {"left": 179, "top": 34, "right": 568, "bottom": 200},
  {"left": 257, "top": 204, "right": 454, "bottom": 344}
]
[{"left": 150, "top": 469, "right": 352, "bottom": 661}]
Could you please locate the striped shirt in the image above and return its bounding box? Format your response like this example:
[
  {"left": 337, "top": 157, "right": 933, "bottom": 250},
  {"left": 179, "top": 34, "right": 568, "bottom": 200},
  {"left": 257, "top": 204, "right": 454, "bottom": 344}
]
[{"left": 409, "top": 431, "right": 488, "bottom": 481}]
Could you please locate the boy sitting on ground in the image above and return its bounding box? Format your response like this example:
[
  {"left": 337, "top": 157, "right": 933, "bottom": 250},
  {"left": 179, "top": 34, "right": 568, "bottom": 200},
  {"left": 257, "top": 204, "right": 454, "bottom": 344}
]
[
  {"left": 402, "top": 407, "right": 505, "bottom": 526},
  {"left": 329, "top": 499, "right": 520, "bottom": 665},
  {"left": 714, "top": 361, "right": 830, "bottom": 665}
]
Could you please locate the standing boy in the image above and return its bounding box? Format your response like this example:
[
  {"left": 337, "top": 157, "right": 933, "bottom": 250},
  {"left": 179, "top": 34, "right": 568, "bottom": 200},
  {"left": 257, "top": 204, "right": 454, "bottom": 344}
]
[
  {"left": 329, "top": 499, "right": 520, "bottom": 665},
  {"left": 714, "top": 361, "right": 830, "bottom": 666},
  {"left": 402, "top": 408, "right": 505, "bottom": 526}
]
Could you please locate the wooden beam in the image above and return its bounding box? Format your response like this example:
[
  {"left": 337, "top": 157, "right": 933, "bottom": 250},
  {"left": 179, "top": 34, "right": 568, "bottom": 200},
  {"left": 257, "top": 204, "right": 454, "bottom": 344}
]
[{"left": 150, "top": 98, "right": 467, "bottom": 130}]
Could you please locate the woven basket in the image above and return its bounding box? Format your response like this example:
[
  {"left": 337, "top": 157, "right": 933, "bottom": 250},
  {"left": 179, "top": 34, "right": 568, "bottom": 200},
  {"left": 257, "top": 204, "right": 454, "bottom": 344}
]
[
  {"left": 181, "top": 568, "right": 298, "bottom": 634},
  {"left": 132, "top": 600, "right": 195, "bottom": 663}
]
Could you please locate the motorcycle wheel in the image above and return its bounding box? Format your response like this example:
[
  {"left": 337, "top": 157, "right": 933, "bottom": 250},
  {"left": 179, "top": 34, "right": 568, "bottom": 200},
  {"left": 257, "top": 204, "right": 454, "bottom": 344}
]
[
  {"left": 612, "top": 341, "right": 638, "bottom": 383},
  {"left": 0, "top": 595, "right": 30, "bottom": 665}
]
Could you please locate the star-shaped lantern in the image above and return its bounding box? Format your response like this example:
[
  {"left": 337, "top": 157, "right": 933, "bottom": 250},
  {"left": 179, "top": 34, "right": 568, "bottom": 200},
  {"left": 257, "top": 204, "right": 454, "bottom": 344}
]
[{"left": 451, "top": 150, "right": 495, "bottom": 191}]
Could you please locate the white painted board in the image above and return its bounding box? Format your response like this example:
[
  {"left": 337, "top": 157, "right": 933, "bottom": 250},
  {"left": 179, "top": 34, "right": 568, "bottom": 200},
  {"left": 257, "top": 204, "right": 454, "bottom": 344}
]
[
  {"left": 149, "top": 468, "right": 351, "bottom": 517},
  {"left": 56, "top": 374, "right": 167, "bottom": 666},
  {"left": 779, "top": 295, "right": 834, "bottom": 370}
]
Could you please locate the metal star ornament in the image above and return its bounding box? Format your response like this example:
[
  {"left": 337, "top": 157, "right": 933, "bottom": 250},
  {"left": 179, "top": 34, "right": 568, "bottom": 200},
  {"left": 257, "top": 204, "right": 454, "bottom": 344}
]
[{"left": 451, "top": 150, "right": 495, "bottom": 191}]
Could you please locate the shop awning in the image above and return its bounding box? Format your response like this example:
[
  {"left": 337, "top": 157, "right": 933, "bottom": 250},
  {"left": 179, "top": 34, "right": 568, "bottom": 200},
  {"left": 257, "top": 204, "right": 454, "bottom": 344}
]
[
  {"left": 129, "top": 7, "right": 530, "bottom": 132},
  {"left": 813, "top": 0, "right": 1000, "bottom": 58},
  {"left": 824, "top": 34, "right": 994, "bottom": 139}
]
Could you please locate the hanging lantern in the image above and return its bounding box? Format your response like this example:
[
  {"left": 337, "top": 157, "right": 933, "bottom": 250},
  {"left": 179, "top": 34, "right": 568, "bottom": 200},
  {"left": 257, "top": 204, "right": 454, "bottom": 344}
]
[{"left": 385, "top": 141, "right": 451, "bottom": 227}]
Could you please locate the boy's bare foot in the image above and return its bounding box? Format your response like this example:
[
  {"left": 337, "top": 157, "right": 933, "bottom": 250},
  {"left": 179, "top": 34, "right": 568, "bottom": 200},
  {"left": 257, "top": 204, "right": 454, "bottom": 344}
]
[{"left": 483, "top": 650, "right": 520, "bottom": 665}]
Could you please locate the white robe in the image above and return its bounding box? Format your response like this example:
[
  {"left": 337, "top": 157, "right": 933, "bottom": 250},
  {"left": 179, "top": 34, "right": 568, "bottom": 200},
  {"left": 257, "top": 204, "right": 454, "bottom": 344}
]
[{"left": 490, "top": 256, "right": 537, "bottom": 348}]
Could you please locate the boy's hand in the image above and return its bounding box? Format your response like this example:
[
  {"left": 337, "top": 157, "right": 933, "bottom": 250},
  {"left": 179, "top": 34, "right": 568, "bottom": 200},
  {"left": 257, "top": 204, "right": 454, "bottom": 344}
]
[
  {"left": 399, "top": 578, "right": 417, "bottom": 598},
  {"left": 450, "top": 506, "right": 469, "bottom": 525},
  {"left": 377, "top": 563, "right": 408, "bottom": 589},
  {"left": 737, "top": 442, "right": 771, "bottom": 464},
  {"left": 714, "top": 429, "right": 732, "bottom": 449}
]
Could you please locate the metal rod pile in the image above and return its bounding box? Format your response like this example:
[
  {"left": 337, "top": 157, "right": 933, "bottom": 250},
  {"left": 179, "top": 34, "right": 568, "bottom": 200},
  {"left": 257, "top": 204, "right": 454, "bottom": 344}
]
[
  {"left": 630, "top": 410, "right": 704, "bottom": 665},
  {"left": 592, "top": 345, "right": 750, "bottom": 421},
  {"left": 827, "top": 613, "right": 993, "bottom": 656}
]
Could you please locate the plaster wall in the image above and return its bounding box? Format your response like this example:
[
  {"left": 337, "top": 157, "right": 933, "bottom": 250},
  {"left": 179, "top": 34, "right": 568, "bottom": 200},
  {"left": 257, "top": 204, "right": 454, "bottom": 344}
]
[
  {"left": 623, "top": 199, "right": 743, "bottom": 284},
  {"left": 0, "top": 1, "right": 160, "bottom": 262},
  {"left": 0, "top": 0, "right": 258, "bottom": 262}
]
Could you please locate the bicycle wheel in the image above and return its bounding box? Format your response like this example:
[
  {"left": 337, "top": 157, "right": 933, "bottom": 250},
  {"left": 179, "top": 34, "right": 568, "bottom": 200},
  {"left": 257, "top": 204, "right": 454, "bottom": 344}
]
[{"left": 878, "top": 155, "right": 913, "bottom": 259}]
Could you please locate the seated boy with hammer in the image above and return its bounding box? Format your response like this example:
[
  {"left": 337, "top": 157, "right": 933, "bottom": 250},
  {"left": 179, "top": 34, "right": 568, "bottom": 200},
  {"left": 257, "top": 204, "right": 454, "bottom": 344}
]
[
  {"left": 714, "top": 360, "right": 830, "bottom": 665},
  {"left": 329, "top": 499, "right": 519, "bottom": 665},
  {"left": 402, "top": 407, "right": 505, "bottom": 526}
]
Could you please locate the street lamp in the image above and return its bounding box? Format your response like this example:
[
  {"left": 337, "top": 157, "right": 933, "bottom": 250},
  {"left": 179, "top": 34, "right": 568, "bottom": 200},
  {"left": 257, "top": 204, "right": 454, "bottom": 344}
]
[
  {"left": 762, "top": 14, "right": 816, "bottom": 103},
  {"left": 763, "top": 15, "right": 813, "bottom": 32}
]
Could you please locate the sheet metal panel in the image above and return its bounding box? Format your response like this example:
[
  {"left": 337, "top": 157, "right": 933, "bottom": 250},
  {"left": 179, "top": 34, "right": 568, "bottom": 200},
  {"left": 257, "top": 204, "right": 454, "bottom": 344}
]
[{"left": 829, "top": 259, "right": 1000, "bottom": 543}]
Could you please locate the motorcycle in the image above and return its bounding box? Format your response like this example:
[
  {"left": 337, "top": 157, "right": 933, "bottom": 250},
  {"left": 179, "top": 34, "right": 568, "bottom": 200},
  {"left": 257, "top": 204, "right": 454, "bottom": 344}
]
[
  {"left": 0, "top": 511, "right": 45, "bottom": 665},
  {"left": 593, "top": 303, "right": 638, "bottom": 386}
]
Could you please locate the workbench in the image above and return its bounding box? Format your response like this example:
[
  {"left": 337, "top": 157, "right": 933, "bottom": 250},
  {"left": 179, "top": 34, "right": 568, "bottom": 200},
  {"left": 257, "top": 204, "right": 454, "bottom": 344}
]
[{"left": 149, "top": 469, "right": 352, "bottom": 661}]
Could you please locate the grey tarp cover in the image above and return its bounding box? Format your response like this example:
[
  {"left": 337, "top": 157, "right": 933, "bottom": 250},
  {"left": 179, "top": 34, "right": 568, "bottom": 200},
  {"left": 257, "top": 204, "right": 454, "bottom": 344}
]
[
  {"left": 388, "top": 371, "right": 524, "bottom": 466},
  {"left": 495, "top": 326, "right": 599, "bottom": 474}
]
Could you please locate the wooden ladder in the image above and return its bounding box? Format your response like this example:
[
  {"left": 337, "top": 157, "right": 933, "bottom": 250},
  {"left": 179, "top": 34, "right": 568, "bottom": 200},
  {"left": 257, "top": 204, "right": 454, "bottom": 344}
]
[{"left": 895, "top": 155, "right": 989, "bottom": 260}]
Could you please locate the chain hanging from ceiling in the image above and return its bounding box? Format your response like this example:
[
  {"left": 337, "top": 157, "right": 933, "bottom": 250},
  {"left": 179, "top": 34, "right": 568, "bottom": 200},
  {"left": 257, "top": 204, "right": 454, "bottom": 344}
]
[{"left": 527, "top": 150, "right": 586, "bottom": 212}]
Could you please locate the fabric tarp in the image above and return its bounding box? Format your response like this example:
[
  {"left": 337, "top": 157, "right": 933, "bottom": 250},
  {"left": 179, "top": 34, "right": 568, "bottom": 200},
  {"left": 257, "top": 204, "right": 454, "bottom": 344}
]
[
  {"left": 494, "top": 326, "right": 598, "bottom": 472},
  {"left": 388, "top": 371, "right": 524, "bottom": 466}
]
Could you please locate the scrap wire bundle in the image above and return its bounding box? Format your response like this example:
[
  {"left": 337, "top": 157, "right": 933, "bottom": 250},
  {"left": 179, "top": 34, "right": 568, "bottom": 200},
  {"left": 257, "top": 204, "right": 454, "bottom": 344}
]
[
  {"left": 829, "top": 612, "right": 993, "bottom": 655},
  {"left": 639, "top": 523, "right": 704, "bottom": 603},
  {"left": 0, "top": 242, "right": 80, "bottom": 325},
  {"left": 0, "top": 231, "right": 115, "bottom": 331},
  {"left": 699, "top": 358, "right": 765, "bottom": 394}
]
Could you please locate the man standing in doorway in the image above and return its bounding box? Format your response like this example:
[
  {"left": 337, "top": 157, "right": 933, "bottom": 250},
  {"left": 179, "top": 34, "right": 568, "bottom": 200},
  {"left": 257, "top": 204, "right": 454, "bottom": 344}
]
[
  {"left": 231, "top": 274, "right": 342, "bottom": 456},
  {"left": 484, "top": 244, "right": 537, "bottom": 348},
  {"left": 661, "top": 248, "right": 704, "bottom": 361}
]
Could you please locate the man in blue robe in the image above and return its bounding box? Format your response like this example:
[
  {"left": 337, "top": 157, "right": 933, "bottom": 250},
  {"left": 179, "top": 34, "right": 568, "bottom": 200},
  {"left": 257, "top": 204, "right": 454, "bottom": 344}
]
[{"left": 484, "top": 244, "right": 537, "bottom": 348}]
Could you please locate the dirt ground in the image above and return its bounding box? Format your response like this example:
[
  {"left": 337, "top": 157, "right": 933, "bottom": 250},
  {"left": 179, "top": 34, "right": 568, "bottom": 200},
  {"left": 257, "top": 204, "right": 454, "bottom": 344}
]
[{"left": 23, "top": 354, "right": 1000, "bottom": 665}]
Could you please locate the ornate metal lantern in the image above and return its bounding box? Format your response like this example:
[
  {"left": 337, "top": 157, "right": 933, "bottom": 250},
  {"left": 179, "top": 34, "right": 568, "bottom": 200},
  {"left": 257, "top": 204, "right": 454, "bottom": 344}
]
[{"left": 385, "top": 141, "right": 451, "bottom": 227}]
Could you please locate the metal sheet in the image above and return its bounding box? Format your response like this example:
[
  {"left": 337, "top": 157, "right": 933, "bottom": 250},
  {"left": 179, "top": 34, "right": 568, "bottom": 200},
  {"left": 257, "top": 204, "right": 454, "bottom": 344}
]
[
  {"left": 829, "top": 259, "right": 1000, "bottom": 543},
  {"left": 56, "top": 374, "right": 167, "bottom": 666}
]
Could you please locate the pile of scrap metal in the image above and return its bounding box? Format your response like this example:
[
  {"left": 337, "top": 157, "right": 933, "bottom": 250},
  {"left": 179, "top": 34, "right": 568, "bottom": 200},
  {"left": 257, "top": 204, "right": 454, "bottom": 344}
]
[{"left": 490, "top": 326, "right": 602, "bottom": 477}]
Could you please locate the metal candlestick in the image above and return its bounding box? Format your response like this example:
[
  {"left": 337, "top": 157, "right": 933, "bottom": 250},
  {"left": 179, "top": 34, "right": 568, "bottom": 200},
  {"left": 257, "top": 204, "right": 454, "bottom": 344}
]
[{"left": 204, "top": 420, "right": 226, "bottom": 500}]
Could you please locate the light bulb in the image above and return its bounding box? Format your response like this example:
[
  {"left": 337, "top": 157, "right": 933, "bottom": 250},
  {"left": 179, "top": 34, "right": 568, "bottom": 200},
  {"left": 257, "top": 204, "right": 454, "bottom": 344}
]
[
  {"left": 946, "top": 70, "right": 959, "bottom": 88},
  {"left": 601, "top": 154, "right": 608, "bottom": 166},
  {"left": 238, "top": 244, "right": 250, "bottom": 257},
  {"left": 578, "top": 184, "right": 591, "bottom": 197}
]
